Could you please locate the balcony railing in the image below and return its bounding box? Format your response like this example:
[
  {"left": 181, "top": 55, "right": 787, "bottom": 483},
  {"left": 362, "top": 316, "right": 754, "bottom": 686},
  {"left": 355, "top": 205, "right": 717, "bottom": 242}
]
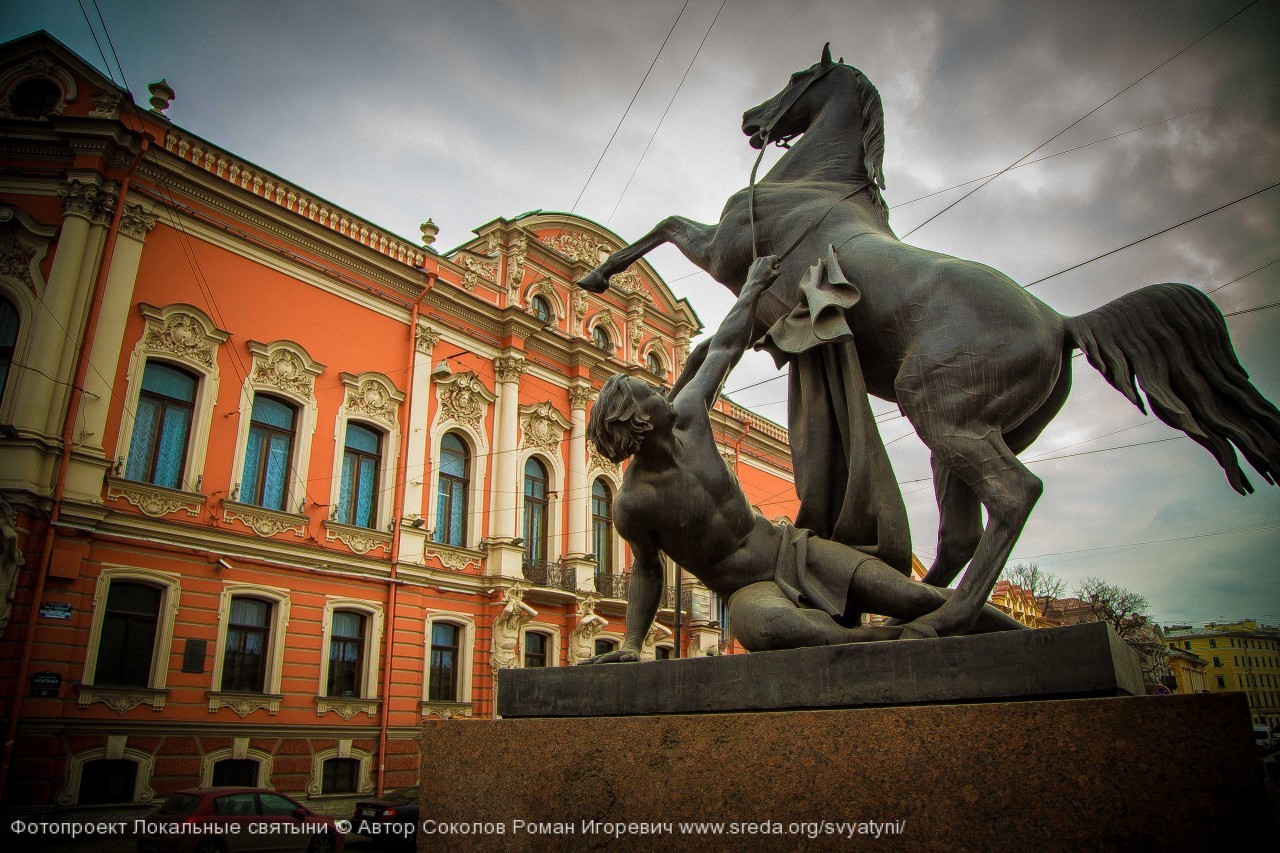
[
  {"left": 662, "top": 585, "right": 694, "bottom": 612},
  {"left": 522, "top": 560, "right": 578, "bottom": 593},
  {"left": 595, "top": 572, "right": 630, "bottom": 600}
]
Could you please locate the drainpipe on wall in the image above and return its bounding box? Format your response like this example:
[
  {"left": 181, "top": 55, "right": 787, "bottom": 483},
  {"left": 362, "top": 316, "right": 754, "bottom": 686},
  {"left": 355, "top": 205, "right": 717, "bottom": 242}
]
[
  {"left": 376, "top": 271, "right": 435, "bottom": 796},
  {"left": 0, "top": 134, "right": 152, "bottom": 803}
]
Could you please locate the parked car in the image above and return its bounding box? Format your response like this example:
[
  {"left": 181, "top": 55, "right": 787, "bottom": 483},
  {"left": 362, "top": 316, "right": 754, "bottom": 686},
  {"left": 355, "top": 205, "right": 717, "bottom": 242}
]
[
  {"left": 136, "top": 787, "right": 343, "bottom": 853},
  {"left": 350, "top": 786, "right": 419, "bottom": 848}
]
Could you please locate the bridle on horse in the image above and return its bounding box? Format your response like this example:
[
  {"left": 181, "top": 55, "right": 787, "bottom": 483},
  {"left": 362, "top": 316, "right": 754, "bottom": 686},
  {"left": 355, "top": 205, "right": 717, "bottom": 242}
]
[{"left": 748, "top": 62, "right": 873, "bottom": 264}]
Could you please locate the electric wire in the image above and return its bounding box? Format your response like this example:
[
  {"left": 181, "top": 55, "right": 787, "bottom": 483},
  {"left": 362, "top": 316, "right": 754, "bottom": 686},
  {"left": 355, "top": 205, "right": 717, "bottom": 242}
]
[{"left": 900, "top": 0, "right": 1264, "bottom": 238}]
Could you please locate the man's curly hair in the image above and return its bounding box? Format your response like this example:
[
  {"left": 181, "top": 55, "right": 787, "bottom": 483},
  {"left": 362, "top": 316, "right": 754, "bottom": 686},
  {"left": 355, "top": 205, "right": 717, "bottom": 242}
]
[{"left": 587, "top": 375, "right": 654, "bottom": 463}]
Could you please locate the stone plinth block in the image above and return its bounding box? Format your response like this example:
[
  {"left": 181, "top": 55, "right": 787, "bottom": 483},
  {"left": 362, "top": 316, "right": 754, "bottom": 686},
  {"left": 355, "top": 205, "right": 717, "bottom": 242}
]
[
  {"left": 498, "top": 622, "right": 1143, "bottom": 718},
  {"left": 419, "top": 694, "right": 1268, "bottom": 851}
]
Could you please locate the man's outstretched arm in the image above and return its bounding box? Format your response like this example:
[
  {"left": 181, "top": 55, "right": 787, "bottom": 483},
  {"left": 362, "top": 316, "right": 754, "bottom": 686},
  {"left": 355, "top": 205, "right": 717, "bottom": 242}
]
[{"left": 676, "top": 255, "right": 780, "bottom": 413}]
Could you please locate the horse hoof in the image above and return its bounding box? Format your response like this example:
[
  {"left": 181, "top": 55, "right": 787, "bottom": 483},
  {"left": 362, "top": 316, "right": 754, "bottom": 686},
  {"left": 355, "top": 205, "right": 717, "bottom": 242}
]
[{"left": 576, "top": 271, "right": 609, "bottom": 293}]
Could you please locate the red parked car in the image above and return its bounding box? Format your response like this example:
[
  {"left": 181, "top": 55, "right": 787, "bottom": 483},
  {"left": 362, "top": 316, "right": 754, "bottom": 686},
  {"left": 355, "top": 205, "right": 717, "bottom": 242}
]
[{"left": 136, "top": 787, "right": 343, "bottom": 853}]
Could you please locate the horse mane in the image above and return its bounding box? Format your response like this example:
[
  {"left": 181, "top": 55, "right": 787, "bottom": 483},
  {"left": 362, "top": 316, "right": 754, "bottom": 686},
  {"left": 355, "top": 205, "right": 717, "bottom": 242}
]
[{"left": 849, "top": 66, "right": 889, "bottom": 224}]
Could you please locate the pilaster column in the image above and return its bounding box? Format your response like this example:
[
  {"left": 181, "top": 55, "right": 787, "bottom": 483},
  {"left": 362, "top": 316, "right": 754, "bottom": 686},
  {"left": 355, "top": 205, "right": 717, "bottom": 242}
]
[
  {"left": 488, "top": 353, "right": 526, "bottom": 542},
  {"left": 18, "top": 180, "right": 110, "bottom": 437},
  {"left": 77, "top": 202, "right": 157, "bottom": 452},
  {"left": 405, "top": 323, "right": 440, "bottom": 519},
  {"left": 565, "top": 381, "right": 594, "bottom": 590}
]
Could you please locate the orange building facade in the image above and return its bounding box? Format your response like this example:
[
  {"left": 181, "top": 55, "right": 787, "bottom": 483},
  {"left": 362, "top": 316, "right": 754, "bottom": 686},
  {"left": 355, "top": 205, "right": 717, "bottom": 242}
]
[{"left": 0, "top": 33, "right": 802, "bottom": 812}]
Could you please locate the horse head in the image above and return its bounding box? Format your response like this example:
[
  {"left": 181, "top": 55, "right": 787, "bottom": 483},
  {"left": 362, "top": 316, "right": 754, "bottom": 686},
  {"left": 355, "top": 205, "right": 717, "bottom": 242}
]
[
  {"left": 742, "top": 43, "right": 844, "bottom": 149},
  {"left": 741, "top": 44, "right": 887, "bottom": 194}
]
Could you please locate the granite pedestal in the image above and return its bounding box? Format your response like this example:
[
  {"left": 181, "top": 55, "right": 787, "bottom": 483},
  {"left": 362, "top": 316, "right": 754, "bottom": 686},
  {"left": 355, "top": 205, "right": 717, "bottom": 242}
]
[{"left": 420, "top": 625, "right": 1272, "bottom": 850}]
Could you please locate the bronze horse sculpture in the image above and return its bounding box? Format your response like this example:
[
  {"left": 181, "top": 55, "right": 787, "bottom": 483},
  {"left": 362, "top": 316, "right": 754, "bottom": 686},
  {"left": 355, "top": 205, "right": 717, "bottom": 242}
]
[{"left": 577, "top": 45, "right": 1280, "bottom": 640}]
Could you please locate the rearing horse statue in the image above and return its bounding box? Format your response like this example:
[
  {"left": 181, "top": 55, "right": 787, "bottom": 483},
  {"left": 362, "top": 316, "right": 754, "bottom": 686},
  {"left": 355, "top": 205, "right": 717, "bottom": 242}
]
[{"left": 577, "top": 44, "right": 1280, "bottom": 640}]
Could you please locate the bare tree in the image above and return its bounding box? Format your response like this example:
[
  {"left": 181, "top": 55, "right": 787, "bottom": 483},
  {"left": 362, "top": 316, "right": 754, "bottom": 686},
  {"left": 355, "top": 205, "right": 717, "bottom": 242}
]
[
  {"left": 1074, "top": 577, "right": 1167, "bottom": 689},
  {"left": 1000, "top": 561, "right": 1065, "bottom": 613}
]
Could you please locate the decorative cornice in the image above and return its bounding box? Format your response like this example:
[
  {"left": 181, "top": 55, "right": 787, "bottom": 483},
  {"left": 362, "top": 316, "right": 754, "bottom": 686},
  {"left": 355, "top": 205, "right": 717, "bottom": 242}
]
[
  {"left": 246, "top": 340, "right": 324, "bottom": 401},
  {"left": 587, "top": 442, "right": 620, "bottom": 479},
  {"left": 415, "top": 322, "right": 441, "bottom": 355},
  {"left": 340, "top": 372, "right": 404, "bottom": 429},
  {"left": 222, "top": 501, "right": 307, "bottom": 539},
  {"left": 89, "top": 89, "right": 122, "bottom": 118},
  {"left": 76, "top": 685, "right": 168, "bottom": 713},
  {"left": 315, "top": 696, "right": 381, "bottom": 720},
  {"left": 106, "top": 478, "right": 205, "bottom": 519},
  {"left": 519, "top": 401, "right": 571, "bottom": 454},
  {"left": 118, "top": 202, "right": 158, "bottom": 240},
  {"left": 58, "top": 178, "right": 114, "bottom": 224},
  {"left": 424, "top": 541, "right": 482, "bottom": 573},
  {"left": 435, "top": 371, "right": 494, "bottom": 430},
  {"left": 493, "top": 354, "right": 526, "bottom": 384},
  {"left": 324, "top": 520, "right": 391, "bottom": 556},
  {"left": 139, "top": 303, "right": 229, "bottom": 370},
  {"left": 568, "top": 383, "right": 595, "bottom": 410},
  {"left": 161, "top": 128, "right": 426, "bottom": 269},
  {"left": 458, "top": 255, "right": 497, "bottom": 292},
  {"left": 420, "top": 701, "right": 473, "bottom": 720},
  {"left": 207, "top": 691, "right": 284, "bottom": 717}
]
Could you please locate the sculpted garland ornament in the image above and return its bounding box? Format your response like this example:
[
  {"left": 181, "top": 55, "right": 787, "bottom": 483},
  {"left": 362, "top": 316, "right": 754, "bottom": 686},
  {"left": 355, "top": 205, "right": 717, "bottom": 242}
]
[
  {"left": 142, "top": 309, "right": 221, "bottom": 368},
  {"left": 436, "top": 371, "right": 494, "bottom": 429}
]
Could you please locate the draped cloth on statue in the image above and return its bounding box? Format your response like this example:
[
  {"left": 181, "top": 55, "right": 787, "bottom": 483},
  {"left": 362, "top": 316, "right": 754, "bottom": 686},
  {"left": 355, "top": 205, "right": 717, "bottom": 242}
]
[{"left": 755, "top": 245, "right": 913, "bottom": 578}]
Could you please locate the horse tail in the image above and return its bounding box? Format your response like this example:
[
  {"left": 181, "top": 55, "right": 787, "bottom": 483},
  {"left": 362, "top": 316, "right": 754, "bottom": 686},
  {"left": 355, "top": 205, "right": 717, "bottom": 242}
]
[{"left": 1064, "top": 282, "right": 1280, "bottom": 495}]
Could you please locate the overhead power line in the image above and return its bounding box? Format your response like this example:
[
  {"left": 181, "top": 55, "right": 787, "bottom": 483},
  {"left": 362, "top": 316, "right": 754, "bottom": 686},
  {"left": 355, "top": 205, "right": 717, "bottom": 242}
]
[{"left": 901, "top": 0, "right": 1264, "bottom": 238}]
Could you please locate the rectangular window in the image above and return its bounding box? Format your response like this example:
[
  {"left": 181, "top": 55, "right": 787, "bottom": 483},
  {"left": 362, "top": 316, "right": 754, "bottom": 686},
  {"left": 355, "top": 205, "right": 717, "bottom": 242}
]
[
  {"left": 78, "top": 759, "right": 137, "bottom": 805},
  {"left": 211, "top": 759, "right": 259, "bottom": 788},
  {"left": 242, "top": 396, "right": 296, "bottom": 511},
  {"left": 1213, "top": 656, "right": 1222, "bottom": 667},
  {"left": 1209, "top": 639, "right": 1216, "bottom": 648},
  {"left": 327, "top": 611, "right": 366, "bottom": 698},
  {"left": 429, "top": 622, "right": 460, "bottom": 702},
  {"left": 322, "top": 758, "right": 360, "bottom": 794},
  {"left": 94, "top": 581, "right": 160, "bottom": 687},
  {"left": 222, "top": 598, "right": 270, "bottom": 692},
  {"left": 524, "top": 632, "right": 548, "bottom": 668},
  {"left": 336, "top": 424, "right": 381, "bottom": 528},
  {"left": 126, "top": 363, "right": 197, "bottom": 489}
]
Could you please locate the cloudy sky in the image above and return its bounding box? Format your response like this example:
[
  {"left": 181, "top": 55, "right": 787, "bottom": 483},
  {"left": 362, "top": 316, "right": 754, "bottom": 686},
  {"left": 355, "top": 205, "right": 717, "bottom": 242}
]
[{"left": 4, "top": 0, "right": 1277, "bottom": 627}]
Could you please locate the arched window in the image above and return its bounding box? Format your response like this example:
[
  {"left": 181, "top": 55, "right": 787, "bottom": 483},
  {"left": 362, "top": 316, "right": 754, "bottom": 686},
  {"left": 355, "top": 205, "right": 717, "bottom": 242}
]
[
  {"left": 435, "top": 433, "right": 469, "bottom": 546},
  {"left": 0, "top": 295, "right": 17, "bottom": 405},
  {"left": 125, "top": 362, "right": 197, "bottom": 490},
  {"left": 594, "top": 638, "right": 618, "bottom": 657},
  {"left": 9, "top": 77, "right": 62, "bottom": 118},
  {"left": 591, "top": 479, "right": 613, "bottom": 582},
  {"left": 326, "top": 610, "right": 366, "bottom": 698},
  {"left": 522, "top": 458, "right": 549, "bottom": 566},
  {"left": 322, "top": 758, "right": 361, "bottom": 795},
  {"left": 221, "top": 597, "right": 272, "bottom": 693},
  {"left": 336, "top": 422, "right": 381, "bottom": 528},
  {"left": 93, "top": 581, "right": 161, "bottom": 687},
  {"left": 655, "top": 646, "right": 673, "bottom": 660},
  {"left": 241, "top": 395, "right": 297, "bottom": 511},
  {"left": 647, "top": 351, "right": 664, "bottom": 379},
  {"left": 211, "top": 758, "right": 260, "bottom": 787},
  {"left": 531, "top": 295, "right": 553, "bottom": 324},
  {"left": 77, "top": 759, "right": 138, "bottom": 805},
  {"left": 592, "top": 325, "right": 611, "bottom": 353}
]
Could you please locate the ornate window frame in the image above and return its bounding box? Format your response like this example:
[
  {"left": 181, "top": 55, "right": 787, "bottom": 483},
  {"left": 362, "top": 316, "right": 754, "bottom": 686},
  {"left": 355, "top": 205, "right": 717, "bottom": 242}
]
[
  {"left": 641, "top": 342, "right": 669, "bottom": 383},
  {"left": 522, "top": 624, "right": 562, "bottom": 668},
  {"left": 228, "top": 340, "right": 324, "bottom": 519},
  {"left": 208, "top": 583, "right": 291, "bottom": 716},
  {"left": 0, "top": 207, "right": 53, "bottom": 421},
  {"left": 77, "top": 566, "right": 181, "bottom": 713},
  {"left": 517, "top": 450, "right": 564, "bottom": 566},
  {"left": 315, "top": 597, "right": 385, "bottom": 720},
  {"left": 427, "top": 372, "right": 493, "bottom": 552},
  {"left": 306, "top": 742, "right": 374, "bottom": 798},
  {"left": 57, "top": 742, "right": 155, "bottom": 805},
  {"left": 114, "top": 303, "right": 228, "bottom": 499},
  {"left": 324, "top": 371, "right": 403, "bottom": 554},
  {"left": 421, "top": 611, "right": 476, "bottom": 719},
  {"left": 586, "top": 309, "right": 621, "bottom": 357},
  {"left": 0, "top": 51, "right": 78, "bottom": 120},
  {"left": 588, "top": 474, "right": 624, "bottom": 584},
  {"left": 200, "top": 742, "right": 275, "bottom": 789},
  {"left": 523, "top": 280, "right": 563, "bottom": 324}
]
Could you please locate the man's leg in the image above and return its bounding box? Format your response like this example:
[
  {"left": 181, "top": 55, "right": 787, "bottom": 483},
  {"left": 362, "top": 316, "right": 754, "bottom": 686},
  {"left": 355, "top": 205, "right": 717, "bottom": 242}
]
[
  {"left": 729, "top": 582, "right": 903, "bottom": 652},
  {"left": 806, "top": 539, "right": 1026, "bottom": 634}
]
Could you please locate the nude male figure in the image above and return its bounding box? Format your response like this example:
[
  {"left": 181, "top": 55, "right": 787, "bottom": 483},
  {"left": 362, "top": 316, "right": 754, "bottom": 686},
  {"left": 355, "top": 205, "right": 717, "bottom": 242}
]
[{"left": 582, "top": 255, "right": 1023, "bottom": 663}]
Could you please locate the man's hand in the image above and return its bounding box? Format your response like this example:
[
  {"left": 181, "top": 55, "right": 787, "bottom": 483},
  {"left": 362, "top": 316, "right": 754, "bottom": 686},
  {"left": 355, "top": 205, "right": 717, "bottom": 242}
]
[
  {"left": 743, "top": 254, "right": 782, "bottom": 295},
  {"left": 578, "top": 646, "right": 641, "bottom": 665}
]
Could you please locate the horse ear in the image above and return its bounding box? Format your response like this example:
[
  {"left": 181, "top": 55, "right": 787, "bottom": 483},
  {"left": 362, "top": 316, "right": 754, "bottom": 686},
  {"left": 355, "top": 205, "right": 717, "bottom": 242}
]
[{"left": 821, "top": 43, "right": 832, "bottom": 67}]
